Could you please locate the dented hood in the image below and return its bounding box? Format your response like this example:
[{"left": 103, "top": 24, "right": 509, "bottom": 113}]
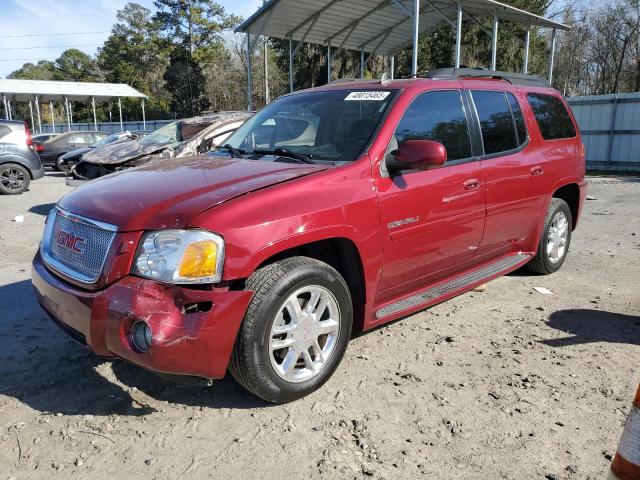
[
  {"left": 59, "top": 155, "right": 326, "bottom": 231},
  {"left": 80, "top": 139, "right": 168, "bottom": 165}
]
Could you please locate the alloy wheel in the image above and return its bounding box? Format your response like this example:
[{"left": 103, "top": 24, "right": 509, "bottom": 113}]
[
  {"left": 547, "top": 211, "right": 569, "bottom": 263},
  {"left": 0, "top": 167, "right": 26, "bottom": 192},
  {"left": 269, "top": 285, "right": 340, "bottom": 383}
]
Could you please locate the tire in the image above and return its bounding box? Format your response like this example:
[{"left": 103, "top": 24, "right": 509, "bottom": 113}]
[
  {"left": 527, "top": 198, "right": 572, "bottom": 275},
  {"left": 0, "top": 163, "right": 30, "bottom": 195},
  {"left": 54, "top": 155, "right": 66, "bottom": 172},
  {"left": 229, "top": 257, "right": 353, "bottom": 403}
]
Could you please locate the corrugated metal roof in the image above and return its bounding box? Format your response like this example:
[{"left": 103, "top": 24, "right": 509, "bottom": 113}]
[
  {"left": 236, "top": 0, "right": 569, "bottom": 54},
  {"left": 0, "top": 79, "right": 147, "bottom": 102}
]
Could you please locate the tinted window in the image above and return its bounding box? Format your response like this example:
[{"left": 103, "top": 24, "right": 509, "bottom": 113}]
[
  {"left": 506, "top": 93, "right": 527, "bottom": 146},
  {"left": 394, "top": 90, "right": 471, "bottom": 161},
  {"left": 0, "top": 125, "right": 10, "bottom": 139},
  {"left": 471, "top": 90, "right": 518, "bottom": 155},
  {"left": 527, "top": 93, "right": 576, "bottom": 140}
]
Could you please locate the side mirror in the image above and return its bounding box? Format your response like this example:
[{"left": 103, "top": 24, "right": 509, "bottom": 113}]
[{"left": 388, "top": 140, "right": 447, "bottom": 175}]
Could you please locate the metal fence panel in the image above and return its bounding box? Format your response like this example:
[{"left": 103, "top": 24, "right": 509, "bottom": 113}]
[
  {"left": 567, "top": 93, "right": 640, "bottom": 171},
  {"left": 40, "top": 120, "right": 172, "bottom": 135}
]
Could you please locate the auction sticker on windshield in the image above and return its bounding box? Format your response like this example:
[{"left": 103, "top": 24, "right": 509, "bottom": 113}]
[{"left": 345, "top": 91, "right": 390, "bottom": 101}]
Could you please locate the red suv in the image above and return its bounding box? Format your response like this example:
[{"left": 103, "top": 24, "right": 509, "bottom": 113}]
[{"left": 32, "top": 69, "right": 587, "bottom": 403}]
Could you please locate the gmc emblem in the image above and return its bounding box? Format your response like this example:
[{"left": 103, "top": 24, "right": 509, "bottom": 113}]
[{"left": 57, "top": 230, "right": 86, "bottom": 254}]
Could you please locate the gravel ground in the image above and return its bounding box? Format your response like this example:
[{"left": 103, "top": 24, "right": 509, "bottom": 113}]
[{"left": 1, "top": 172, "right": 639, "bottom": 479}]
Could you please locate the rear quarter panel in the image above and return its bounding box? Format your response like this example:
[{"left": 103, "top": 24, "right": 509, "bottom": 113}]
[{"left": 518, "top": 87, "right": 586, "bottom": 219}]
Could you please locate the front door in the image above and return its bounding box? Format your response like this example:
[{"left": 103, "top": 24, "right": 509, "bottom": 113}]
[{"left": 375, "top": 89, "right": 486, "bottom": 301}]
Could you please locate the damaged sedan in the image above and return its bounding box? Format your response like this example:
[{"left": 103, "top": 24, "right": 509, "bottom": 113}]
[{"left": 71, "top": 111, "right": 252, "bottom": 181}]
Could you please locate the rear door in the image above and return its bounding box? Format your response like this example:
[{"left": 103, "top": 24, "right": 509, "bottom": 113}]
[
  {"left": 469, "top": 88, "right": 548, "bottom": 258},
  {"left": 0, "top": 124, "right": 10, "bottom": 155},
  {"left": 375, "top": 89, "right": 486, "bottom": 299}
]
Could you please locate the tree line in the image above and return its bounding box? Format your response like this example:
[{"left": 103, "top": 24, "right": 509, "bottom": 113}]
[{"left": 6, "top": 0, "right": 640, "bottom": 126}]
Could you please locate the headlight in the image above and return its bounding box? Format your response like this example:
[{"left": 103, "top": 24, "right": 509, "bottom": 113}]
[{"left": 132, "top": 229, "right": 225, "bottom": 284}]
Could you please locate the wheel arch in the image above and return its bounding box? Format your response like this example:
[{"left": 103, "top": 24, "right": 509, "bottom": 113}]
[
  {"left": 0, "top": 157, "right": 34, "bottom": 178},
  {"left": 232, "top": 236, "right": 367, "bottom": 333},
  {"left": 552, "top": 182, "right": 580, "bottom": 230}
]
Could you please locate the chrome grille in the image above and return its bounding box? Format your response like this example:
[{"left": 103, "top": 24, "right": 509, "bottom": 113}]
[{"left": 41, "top": 208, "right": 117, "bottom": 283}]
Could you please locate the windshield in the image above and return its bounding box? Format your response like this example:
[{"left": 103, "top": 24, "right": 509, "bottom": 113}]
[
  {"left": 91, "top": 133, "right": 126, "bottom": 148},
  {"left": 140, "top": 121, "right": 181, "bottom": 145},
  {"left": 223, "top": 89, "right": 396, "bottom": 162}
]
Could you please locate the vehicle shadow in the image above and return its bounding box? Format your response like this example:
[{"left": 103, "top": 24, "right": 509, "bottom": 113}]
[
  {"left": 541, "top": 309, "right": 640, "bottom": 347},
  {"left": 29, "top": 202, "right": 56, "bottom": 216},
  {"left": 0, "top": 279, "right": 266, "bottom": 418}
]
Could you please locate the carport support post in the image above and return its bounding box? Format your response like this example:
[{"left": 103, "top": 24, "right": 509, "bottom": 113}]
[
  {"left": 288, "top": 38, "right": 294, "bottom": 93},
  {"left": 246, "top": 33, "right": 253, "bottom": 111},
  {"left": 360, "top": 48, "right": 365, "bottom": 79},
  {"left": 523, "top": 24, "right": 530, "bottom": 74},
  {"left": 91, "top": 96, "right": 97, "bottom": 130},
  {"left": 117, "top": 97, "right": 123, "bottom": 132},
  {"left": 63, "top": 97, "right": 71, "bottom": 131},
  {"left": 141, "top": 98, "right": 146, "bottom": 130},
  {"left": 327, "top": 43, "right": 332, "bottom": 82},
  {"left": 7, "top": 100, "right": 12, "bottom": 120},
  {"left": 455, "top": 0, "right": 463, "bottom": 69},
  {"left": 264, "top": 40, "right": 270, "bottom": 104},
  {"left": 548, "top": 28, "right": 557, "bottom": 84},
  {"left": 390, "top": 55, "right": 395, "bottom": 79},
  {"left": 491, "top": 14, "right": 498, "bottom": 71},
  {"left": 34, "top": 96, "right": 42, "bottom": 134},
  {"left": 49, "top": 101, "right": 56, "bottom": 133},
  {"left": 2, "top": 94, "right": 7, "bottom": 120},
  {"left": 28, "top": 101, "right": 35, "bottom": 132},
  {"left": 411, "top": 0, "right": 420, "bottom": 77}
]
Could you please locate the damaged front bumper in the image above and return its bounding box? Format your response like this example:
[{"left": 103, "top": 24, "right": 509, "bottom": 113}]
[{"left": 32, "top": 252, "right": 253, "bottom": 379}]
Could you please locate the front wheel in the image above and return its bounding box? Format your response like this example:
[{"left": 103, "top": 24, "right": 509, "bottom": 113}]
[
  {"left": 229, "top": 257, "right": 353, "bottom": 403},
  {"left": 528, "top": 198, "right": 572, "bottom": 274},
  {"left": 55, "top": 155, "right": 68, "bottom": 173}
]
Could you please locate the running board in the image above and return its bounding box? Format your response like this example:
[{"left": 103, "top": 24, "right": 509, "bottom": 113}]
[{"left": 375, "top": 253, "right": 532, "bottom": 319}]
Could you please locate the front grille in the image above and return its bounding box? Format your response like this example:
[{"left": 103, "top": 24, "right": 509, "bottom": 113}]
[{"left": 41, "top": 208, "right": 117, "bottom": 284}]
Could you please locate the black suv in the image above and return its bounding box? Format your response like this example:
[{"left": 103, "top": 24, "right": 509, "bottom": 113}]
[{"left": 0, "top": 120, "right": 44, "bottom": 194}]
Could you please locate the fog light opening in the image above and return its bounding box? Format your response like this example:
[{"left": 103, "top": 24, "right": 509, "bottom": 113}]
[{"left": 131, "top": 321, "right": 152, "bottom": 353}]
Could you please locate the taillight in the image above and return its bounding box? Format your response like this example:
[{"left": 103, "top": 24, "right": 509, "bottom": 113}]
[
  {"left": 23, "top": 122, "right": 32, "bottom": 147},
  {"left": 35, "top": 144, "right": 44, "bottom": 152}
]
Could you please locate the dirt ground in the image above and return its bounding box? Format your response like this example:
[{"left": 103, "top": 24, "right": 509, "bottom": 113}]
[{"left": 1, "top": 172, "right": 639, "bottom": 480}]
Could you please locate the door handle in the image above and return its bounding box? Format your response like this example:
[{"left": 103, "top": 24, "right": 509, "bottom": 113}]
[
  {"left": 463, "top": 179, "right": 481, "bottom": 191},
  {"left": 531, "top": 166, "right": 544, "bottom": 176}
]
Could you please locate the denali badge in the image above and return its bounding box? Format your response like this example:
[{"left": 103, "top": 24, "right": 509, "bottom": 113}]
[
  {"left": 57, "top": 230, "right": 86, "bottom": 254},
  {"left": 388, "top": 216, "right": 419, "bottom": 229}
]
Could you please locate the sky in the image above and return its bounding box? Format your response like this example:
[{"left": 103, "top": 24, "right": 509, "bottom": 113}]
[{"left": 0, "top": 0, "right": 261, "bottom": 78}]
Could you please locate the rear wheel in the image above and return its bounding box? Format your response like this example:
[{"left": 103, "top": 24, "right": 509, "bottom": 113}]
[
  {"left": 0, "top": 163, "right": 30, "bottom": 195},
  {"left": 229, "top": 257, "right": 352, "bottom": 403},
  {"left": 528, "top": 198, "right": 572, "bottom": 274}
]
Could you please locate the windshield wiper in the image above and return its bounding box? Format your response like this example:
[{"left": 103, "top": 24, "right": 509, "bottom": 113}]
[
  {"left": 253, "top": 147, "right": 314, "bottom": 164},
  {"left": 220, "top": 144, "right": 245, "bottom": 158}
]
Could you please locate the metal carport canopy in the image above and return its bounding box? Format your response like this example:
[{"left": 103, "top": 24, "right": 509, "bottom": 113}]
[
  {"left": 0, "top": 79, "right": 146, "bottom": 103},
  {"left": 236, "top": 0, "right": 569, "bottom": 55}
]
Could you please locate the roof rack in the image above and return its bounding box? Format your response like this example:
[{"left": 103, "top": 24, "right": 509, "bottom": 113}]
[{"left": 424, "top": 68, "right": 550, "bottom": 88}]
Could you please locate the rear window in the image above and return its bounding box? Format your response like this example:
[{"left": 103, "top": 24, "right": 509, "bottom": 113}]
[
  {"left": 0, "top": 125, "right": 10, "bottom": 139},
  {"left": 526, "top": 93, "right": 576, "bottom": 140},
  {"left": 471, "top": 90, "right": 518, "bottom": 155}
]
